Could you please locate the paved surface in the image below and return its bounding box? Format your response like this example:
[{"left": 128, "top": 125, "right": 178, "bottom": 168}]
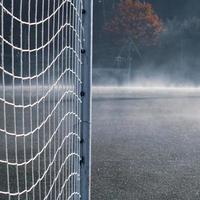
[{"left": 91, "top": 87, "right": 200, "bottom": 200}]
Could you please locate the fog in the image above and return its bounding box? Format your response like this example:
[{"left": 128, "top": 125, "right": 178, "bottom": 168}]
[{"left": 93, "top": 0, "right": 200, "bottom": 87}]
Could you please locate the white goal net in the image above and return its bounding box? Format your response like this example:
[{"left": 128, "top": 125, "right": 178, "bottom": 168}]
[{"left": 0, "top": 0, "right": 88, "bottom": 199}]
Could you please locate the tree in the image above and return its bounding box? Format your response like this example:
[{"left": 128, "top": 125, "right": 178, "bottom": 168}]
[
  {"left": 105, "top": 0, "right": 164, "bottom": 83},
  {"left": 105, "top": 0, "right": 164, "bottom": 46}
]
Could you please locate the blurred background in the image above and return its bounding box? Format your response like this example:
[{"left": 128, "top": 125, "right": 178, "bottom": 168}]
[
  {"left": 91, "top": 1, "right": 200, "bottom": 199},
  {"left": 93, "top": 0, "right": 200, "bottom": 86}
]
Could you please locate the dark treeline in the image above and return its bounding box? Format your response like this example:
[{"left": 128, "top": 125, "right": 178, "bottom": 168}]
[{"left": 93, "top": 0, "right": 200, "bottom": 85}]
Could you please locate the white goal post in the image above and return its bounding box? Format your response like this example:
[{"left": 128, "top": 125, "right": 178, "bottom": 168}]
[{"left": 0, "top": 0, "right": 92, "bottom": 199}]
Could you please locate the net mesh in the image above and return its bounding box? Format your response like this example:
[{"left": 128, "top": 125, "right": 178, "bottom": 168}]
[{"left": 0, "top": 0, "right": 83, "bottom": 199}]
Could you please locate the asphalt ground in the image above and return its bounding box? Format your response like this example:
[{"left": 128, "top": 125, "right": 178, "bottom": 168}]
[{"left": 91, "top": 87, "right": 200, "bottom": 200}]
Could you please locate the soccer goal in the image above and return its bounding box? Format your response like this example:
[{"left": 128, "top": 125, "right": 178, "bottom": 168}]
[{"left": 0, "top": 0, "right": 92, "bottom": 199}]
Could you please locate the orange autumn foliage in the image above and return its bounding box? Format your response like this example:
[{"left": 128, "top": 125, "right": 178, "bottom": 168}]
[{"left": 105, "top": 0, "right": 164, "bottom": 45}]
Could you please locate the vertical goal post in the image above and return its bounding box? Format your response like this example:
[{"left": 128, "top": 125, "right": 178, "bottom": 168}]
[{"left": 80, "top": 0, "right": 93, "bottom": 199}]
